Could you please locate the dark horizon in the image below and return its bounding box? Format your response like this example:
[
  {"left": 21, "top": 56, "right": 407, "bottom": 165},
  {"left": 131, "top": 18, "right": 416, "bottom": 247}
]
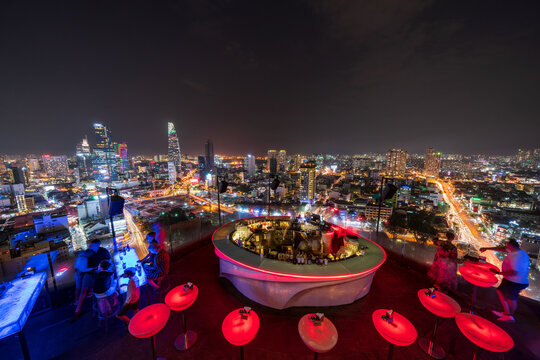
[{"left": 1, "top": 1, "right": 539, "bottom": 156}]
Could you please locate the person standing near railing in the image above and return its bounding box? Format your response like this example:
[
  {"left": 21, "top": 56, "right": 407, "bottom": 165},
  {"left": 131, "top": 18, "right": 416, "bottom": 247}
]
[
  {"left": 480, "top": 238, "right": 530, "bottom": 322},
  {"left": 428, "top": 231, "right": 458, "bottom": 293}
]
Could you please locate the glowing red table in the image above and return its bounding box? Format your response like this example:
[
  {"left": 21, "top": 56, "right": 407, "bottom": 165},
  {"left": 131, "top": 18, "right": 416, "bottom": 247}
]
[
  {"left": 222, "top": 307, "right": 260, "bottom": 360},
  {"left": 464, "top": 260, "right": 499, "bottom": 274},
  {"left": 417, "top": 289, "right": 461, "bottom": 359},
  {"left": 372, "top": 309, "right": 417, "bottom": 360},
  {"left": 128, "top": 303, "right": 171, "bottom": 360},
  {"left": 460, "top": 265, "right": 498, "bottom": 313},
  {"left": 164, "top": 283, "right": 199, "bottom": 351},
  {"left": 455, "top": 312, "right": 514, "bottom": 359},
  {"left": 298, "top": 314, "right": 338, "bottom": 359}
]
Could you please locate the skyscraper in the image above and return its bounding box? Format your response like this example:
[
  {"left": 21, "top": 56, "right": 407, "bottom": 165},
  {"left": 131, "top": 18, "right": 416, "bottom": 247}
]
[
  {"left": 168, "top": 161, "right": 177, "bottom": 183},
  {"left": 385, "top": 149, "right": 407, "bottom": 176},
  {"left": 42, "top": 155, "right": 69, "bottom": 176},
  {"left": 424, "top": 148, "right": 441, "bottom": 177},
  {"left": 205, "top": 139, "right": 214, "bottom": 169},
  {"left": 9, "top": 166, "right": 28, "bottom": 185},
  {"left": 167, "top": 122, "right": 181, "bottom": 171},
  {"left": 0, "top": 154, "right": 6, "bottom": 174},
  {"left": 267, "top": 150, "right": 277, "bottom": 174},
  {"left": 25, "top": 155, "right": 40, "bottom": 173},
  {"left": 197, "top": 155, "right": 206, "bottom": 174},
  {"left": 114, "top": 142, "right": 129, "bottom": 173},
  {"left": 76, "top": 136, "right": 92, "bottom": 179},
  {"left": 277, "top": 150, "right": 287, "bottom": 172},
  {"left": 92, "top": 123, "right": 117, "bottom": 182},
  {"left": 300, "top": 161, "right": 317, "bottom": 202},
  {"left": 244, "top": 154, "right": 256, "bottom": 178}
]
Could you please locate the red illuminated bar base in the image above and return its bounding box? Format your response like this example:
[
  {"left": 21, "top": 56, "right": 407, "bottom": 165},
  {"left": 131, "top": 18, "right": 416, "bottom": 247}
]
[{"left": 212, "top": 217, "right": 386, "bottom": 309}]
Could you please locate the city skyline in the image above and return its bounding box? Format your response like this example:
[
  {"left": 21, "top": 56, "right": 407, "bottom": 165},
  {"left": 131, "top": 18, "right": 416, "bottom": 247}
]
[{"left": 1, "top": 1, "right": 540, "bottom": 155}]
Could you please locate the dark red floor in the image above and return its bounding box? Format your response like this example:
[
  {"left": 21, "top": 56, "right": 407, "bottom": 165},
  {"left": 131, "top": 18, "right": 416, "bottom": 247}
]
[{"left": 1, "top": 240, "right": 538, "bottom": 360}]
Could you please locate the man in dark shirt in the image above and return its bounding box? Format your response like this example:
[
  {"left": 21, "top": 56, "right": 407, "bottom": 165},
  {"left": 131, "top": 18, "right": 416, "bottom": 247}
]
[
  {"left": 88, "top": 240, "right": 112, "bottom": 269},
  {"left": 73, "top": 240, "right": 111, "bottom": 320},
  {"left": 143, "top": 241, "right": 170, "bottom": 290}
]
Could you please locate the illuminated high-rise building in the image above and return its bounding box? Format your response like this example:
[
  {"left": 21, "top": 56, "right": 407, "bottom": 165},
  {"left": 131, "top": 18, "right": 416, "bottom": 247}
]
[
  {"left": 267, "top": 150, "right": 277, "bottom": 174},
  {"left": 197, "top": 156, "right": 206, "bottom": 174},
  {"left": 244, "top": 154, "right": 256, "bottom": 177},
  {"left": 16, "top": 194, "right": 26, "bottom": 212},
  {"left": 76, "top": 136, "right": 93, "bottom": 179},
  {"left": 385, "top": 149, "right": 407, "bottom": 176},
  {"left": 92, "top": 123, "right": 117, "bottom": 182},
  {"left": 9, "top": 166, "right": 28, "bottom": 185},
  {"left": 0, "top": 154, "right": 6, "bottom": 173},
  {"left": 167, "top": 122, "right": 181, "bottom": 171},
  {"left": 424, "top": 148, "right": 441, "bottom": 177},
  {"left": 205, "top": 139, "right": 214, "bottom": 169},
  {"left": 114, "top": 142, "right": 129, "bottom": 173},
  {"left": 25, "top": 155, "right": 40, "bottom": 173},
  {"left": 277, "top": 150, "right": 287, "bottom": 172},
  {"left": 42, "top": 155, "right": 69, "bottom": 176},
  {"left": 300, "top": 161, "right": 317, "bottom": 202},
  {"left": 168, "top": 161, "right": 177, "bottom": 183}
]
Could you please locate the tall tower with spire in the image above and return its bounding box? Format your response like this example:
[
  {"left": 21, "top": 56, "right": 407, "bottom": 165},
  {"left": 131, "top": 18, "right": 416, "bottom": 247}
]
[{"left": 168, "top": 122, "right": 181, "bottom": 170}]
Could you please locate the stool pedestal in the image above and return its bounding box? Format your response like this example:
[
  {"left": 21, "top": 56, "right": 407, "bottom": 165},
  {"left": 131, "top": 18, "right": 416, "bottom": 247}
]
[
  {"left": 174, "top": 310, "right": 197, "bottom": 351},
  {"left": 417, "top": 317, "right": 445, "bottom": 359}
]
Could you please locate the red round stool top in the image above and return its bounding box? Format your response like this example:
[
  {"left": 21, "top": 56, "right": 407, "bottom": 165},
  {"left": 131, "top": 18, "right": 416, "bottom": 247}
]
[
  {"left": 455, "top": 313, "right": 514, "bottom": 353},
  {"left": 460, "top": 265, "right": 498, "bottom": 287},
  {"left": 129, "top": 303, "right": 171, "bottom": 338},
  {"left": 465, "top": 260, "right": 499, "bottom": 274},
  {"left": 222, "top": 308, "right": 260, "bottom": 346},
  {"left": 418, "top": 289, "right": 461, "bottom": 318},
  {"left": 372, "top": 309, "right": 417, "bottom": 346},
  {"left": 298, "top": 314, "right": 338, "bottom": 353},
  {"left": 165, "top": 283, "right": 199, "bottom": 311}
]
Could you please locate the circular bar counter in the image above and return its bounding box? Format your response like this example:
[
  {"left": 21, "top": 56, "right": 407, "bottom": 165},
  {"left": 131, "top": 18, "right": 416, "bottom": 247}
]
[{"left": 212, "top": 217, "right": 386, "bottom": 309}]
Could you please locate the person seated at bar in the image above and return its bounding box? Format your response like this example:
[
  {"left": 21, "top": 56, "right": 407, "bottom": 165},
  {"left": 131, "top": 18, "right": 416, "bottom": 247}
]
[
  {"left": 480, "top": 238, "right": 530, "bottom": 322},
  {"left": 73, "top": 239, "right": 111, "bottom": 320},
  {"left": 74, "top": 249, "right": 93, "bottom": 304},
  {"left": 152, "top": 221, "right": 167, "bottom": 250},
  {"left": 145, "top": 231, "right": 156, "bottom": 245},
  {"left": 428, "top": 231, "right": 458, "bottom": 293},
  {"left": 93, "top": 260, "right": 119, "bottom": 317},
  {"left": 143, "top": 240, "right": 170, "bottom": 290},
  {"left": 116, "top": 268, "right": 140, "bottom": 323}
]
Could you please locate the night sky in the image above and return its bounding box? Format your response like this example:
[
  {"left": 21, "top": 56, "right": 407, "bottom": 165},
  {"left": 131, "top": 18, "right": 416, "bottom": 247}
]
[{"left": 1, "top": 1, "right": 539, "bottom": 156}]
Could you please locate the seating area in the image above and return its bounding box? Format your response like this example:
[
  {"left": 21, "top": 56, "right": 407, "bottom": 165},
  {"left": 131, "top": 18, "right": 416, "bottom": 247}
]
[{"left": 0, "top": 238, "right": 538, "bottom": 360}]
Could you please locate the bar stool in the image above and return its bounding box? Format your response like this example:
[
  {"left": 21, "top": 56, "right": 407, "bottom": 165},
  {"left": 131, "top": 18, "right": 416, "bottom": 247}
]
[
  {"left": 222, "top": 307, "right": 260, "bottom": 360},
  {"left": 417, "top": 288, "right": 461, "bottom": 359},
  {"left": 372, "top": 309, "right": 417, "bottom": 360},
  {"left": 455, "top": 312, "right": 514, "bottom": 359},
  {"left": 459, "top": 265, "right": 498, "bottom": 313},
  {"left": 298, "top": 313, "right": 338, "bottom": 359},
  {"left": 164, "top": 282, "right": 198, "bottom": 351},
  {"left": 128, "top": 303, "right": 170, "bottom": 360}
]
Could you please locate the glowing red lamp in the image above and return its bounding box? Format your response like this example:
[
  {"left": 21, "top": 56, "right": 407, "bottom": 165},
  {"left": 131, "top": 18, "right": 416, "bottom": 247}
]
[
  {"left": 128, "top": 303, "right": 170, "bottom": 360},
  {"left": 164, "top": 283, "right": 199, "bottom": 351},
  {"left": 464, "top": 260, "right": 499, "bottom": 274},
  {"left": 417, "top": 289, "right": 461, "bottom": 359},
  {"left": 417, "top": 289, "right": 461, "bottom": 319},
  {"left": 298, "top": 313, "right": 338, "bottom": 358},
  {"left": 372, "top": 309, "right": 417, "bottom": 360},
  {"left": 460, "top": 265, "right": 498, "bottom": 313},
  {"left": 460, "top": 265, "right": 498, "bottom": 287},
  {"left": 455, "top": 312, "right": 514, "bottom": 357},
  {"left": 222, "top": 307, "right": 260, "bottom": 359}
]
